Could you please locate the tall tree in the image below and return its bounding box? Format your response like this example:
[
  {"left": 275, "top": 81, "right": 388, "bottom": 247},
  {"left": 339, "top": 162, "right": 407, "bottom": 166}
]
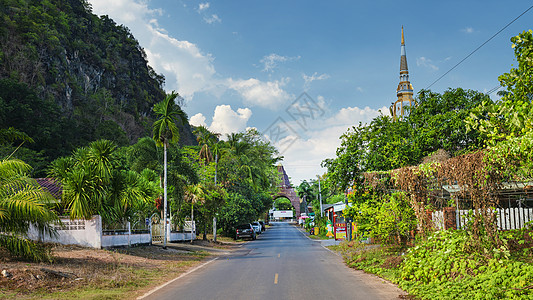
[
  {"left": 467, "top": 30, "right": 533, "bottom": 145},
  {"left": 152, "top": 91, "right": 187, "bottom": 247}
]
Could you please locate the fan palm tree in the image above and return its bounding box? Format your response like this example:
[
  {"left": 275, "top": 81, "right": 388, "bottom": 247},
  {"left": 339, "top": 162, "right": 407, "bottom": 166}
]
[
  {"left": 0, "top": 158, "right": 58, "bottom": 261},
  {"left": 152, "top": 91, "right": 187, "bottom": 247}
]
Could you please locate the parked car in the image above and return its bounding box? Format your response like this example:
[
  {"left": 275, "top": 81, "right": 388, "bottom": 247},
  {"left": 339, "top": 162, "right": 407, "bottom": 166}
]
[
  {"left": 235, "top": 224, "right": 256, "bottom": 240},
  {"left": 258, "top": 221, "right": 266, "bottom": 232},
  {"left": 251, "top": 222, "right": 262, "bottom": 234}
]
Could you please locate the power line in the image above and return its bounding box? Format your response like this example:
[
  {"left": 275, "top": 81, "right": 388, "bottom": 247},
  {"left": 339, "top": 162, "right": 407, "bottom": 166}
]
[
  {"left": 425, "top": 4, "right": 533, "bottom": 90},
  {"left": 487, "top": 85, "right": 502, "bottom": 95}
]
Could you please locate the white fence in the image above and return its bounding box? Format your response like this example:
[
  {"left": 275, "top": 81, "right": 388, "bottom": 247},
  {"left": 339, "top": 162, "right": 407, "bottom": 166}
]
[
  {"left": 432, "top": 208, "right": 533, "bottom": 230},
  {"left": 432, "top": 210, "right": 445, "bottom": 230},
  {"left": 28, "top": 215, "right": 194, "bottom": 249},
  {"left": 456, "top": 208, "right": 533, "bottom": 230}
]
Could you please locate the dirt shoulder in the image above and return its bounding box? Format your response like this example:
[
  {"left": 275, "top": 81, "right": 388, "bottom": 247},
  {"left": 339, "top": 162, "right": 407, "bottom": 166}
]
[{"left": 0, "top": 239, "right": 241, "bottom": 300}]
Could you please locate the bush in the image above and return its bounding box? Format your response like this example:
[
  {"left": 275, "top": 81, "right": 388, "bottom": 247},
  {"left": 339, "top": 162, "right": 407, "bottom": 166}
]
[
  {"left": 346, "top": 191, "right": 416, "bottom": 246},
  {"left": 399, "top": 230, "right": 533, "bottom": 299}
]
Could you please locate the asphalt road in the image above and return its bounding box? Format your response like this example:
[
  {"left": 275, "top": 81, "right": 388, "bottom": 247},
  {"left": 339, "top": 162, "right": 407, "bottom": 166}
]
[{"left": 143, "top": 222, "right": 405, "bottom": 300}]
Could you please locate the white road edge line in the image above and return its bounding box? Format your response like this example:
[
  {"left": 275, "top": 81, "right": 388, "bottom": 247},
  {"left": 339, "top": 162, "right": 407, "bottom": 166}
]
[
  {"left": 296, "top": 226, "right": 340, "bottom": 256},
  {"left": 137, "top": 257, "right": 219, "bottom": 299}
]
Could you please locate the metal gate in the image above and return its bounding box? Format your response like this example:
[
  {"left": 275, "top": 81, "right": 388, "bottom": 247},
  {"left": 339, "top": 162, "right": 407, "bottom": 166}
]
[{"left": 151, "top": 214, "right": 164, "bottom": 243}]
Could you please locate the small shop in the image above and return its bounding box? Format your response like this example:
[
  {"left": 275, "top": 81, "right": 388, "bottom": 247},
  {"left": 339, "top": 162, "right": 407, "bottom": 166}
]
[{"left": 323, "top": 201, "right": 351, "bottom": 240}]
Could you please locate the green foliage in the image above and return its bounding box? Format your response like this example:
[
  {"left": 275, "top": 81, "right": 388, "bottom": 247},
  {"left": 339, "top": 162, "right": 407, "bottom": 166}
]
[
  {"left": 399, "top": 230, "right": 533, "bottom": 299},
  {"left": 296, "top": 176, "right": 338, "bottom": 214},
  {"left": 324, "top": 88, "right": 488, "bottom": 191},
  {"left": 274, "top": 197, "right": 293, "bottom": 210},
  {"left": 0, "top": 158, "right": 58, "bottom": 262},
  {"left": 219, "top": 192, "right": 257, "bottom": 235},
  {"left": 0, "top": 79, "right": 76, "bottom": 175},
  {"left": 49, "top": 140, "right": 158, "bottom": 223},
  {"left": 345, "top": 191, "right": 416, "bottom": 246},
  {"left": 467, "top": 30, "right": 533, "bottom": 146},
  {"left": 152, "top": 92, "right": 187, "bottom": 148}
]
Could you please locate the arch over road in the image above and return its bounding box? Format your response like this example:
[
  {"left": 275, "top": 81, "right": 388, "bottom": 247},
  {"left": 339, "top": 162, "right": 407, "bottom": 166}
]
[{"left": 275, "top": 165, "right": 301, "bottom": 218}]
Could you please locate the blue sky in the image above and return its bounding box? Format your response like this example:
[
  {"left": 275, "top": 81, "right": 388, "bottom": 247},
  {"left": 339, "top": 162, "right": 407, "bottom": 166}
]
[{"left": 88, "top": 0, "right": 532, "bottom": 184}]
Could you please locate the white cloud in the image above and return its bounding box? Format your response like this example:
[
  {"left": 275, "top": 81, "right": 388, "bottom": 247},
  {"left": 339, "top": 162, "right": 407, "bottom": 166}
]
[
  {"left": 416, "top": 57, "right": 439, "bottom": 71},
  {"left": 196, "top": 2, "right": 221, "bottom": 24},
  {"left": 227, "top": 78, "right": 292, "bottom": 109},
  {"left": 198, "top": 2, "right": 210, "bottom": 12},
  {"left": 88, "top": 0, "right": 218, "bottom": 100},
  {"left": 278, "top": 105, "right": 388, "bottom": 184},
  {"left": 260, "top": 54, "right": 300, "bottom": 72},
  {"left": 204, "top": 14, "right": 221, "bottom": 24},
  {"left": 461, "top": 27, "right": 475, "bottom": 34},
  {"left": 356, "top": 87, "right": 364, "bottom": 92},
  {"left": 303, "top": 72, "right": 330, "bottom": 90},
  {"left": 209, "top": 105, "right": 252, "bottom": 136},
  {"left": 189, "top": 113, "right": 207, "bottom": 127}
]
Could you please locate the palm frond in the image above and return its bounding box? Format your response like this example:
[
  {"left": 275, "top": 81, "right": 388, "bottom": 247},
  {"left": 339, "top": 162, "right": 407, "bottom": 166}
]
[
  {"left": 0, "top": 159, "right": 31, "bottom": 181},
  {"left": 0, "top": 234, "right": 52, "bottom": 262}
]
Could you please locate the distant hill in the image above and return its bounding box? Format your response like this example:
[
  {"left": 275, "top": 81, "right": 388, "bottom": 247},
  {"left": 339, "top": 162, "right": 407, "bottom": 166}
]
[{"left": 0, "top": 0, "right": 195, "bottom": 173}]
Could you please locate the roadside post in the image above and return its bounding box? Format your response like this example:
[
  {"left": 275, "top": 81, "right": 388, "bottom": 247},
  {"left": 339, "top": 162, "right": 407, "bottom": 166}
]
[{"left": 345, "top": 191, "right": 351, "bottom": 242}]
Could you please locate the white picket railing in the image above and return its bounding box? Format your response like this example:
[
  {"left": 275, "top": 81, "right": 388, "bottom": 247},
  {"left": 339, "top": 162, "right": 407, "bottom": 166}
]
[{"left": 431, "top": 208, "right": 533, "bottom": 230}]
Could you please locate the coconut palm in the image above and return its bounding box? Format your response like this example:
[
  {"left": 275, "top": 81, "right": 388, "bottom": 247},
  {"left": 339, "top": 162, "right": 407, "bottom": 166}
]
[
  {"left": 0, "top": 158, "right": 58, "bottom": 261},
  {"left": 184, "top": 184, "right": 205, "bottom": 243},
  {"left": 152, "top": 91, "right": 187, "bottom": 247},
  {"left": 193, "top": 126, "right": 220, "bottom": 165}
]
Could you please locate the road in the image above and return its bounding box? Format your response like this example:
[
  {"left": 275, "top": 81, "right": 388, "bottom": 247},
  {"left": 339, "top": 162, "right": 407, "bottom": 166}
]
[{"left": 142, "top": 222, "right": 405, "bottom": 300}]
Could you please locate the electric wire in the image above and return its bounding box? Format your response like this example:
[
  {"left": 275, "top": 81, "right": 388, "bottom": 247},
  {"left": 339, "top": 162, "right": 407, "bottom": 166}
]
[
  {"left": 487, "top": 85, "right": 502, "bottom": 95},
  {"left": 425, "top": 4, "right": 533, "bottom": 90}
]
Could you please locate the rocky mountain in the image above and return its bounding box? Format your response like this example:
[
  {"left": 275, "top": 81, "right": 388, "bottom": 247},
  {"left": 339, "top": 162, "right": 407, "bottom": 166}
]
[{"left": 0, "top": 0, "right": 195, "bottom": 147}]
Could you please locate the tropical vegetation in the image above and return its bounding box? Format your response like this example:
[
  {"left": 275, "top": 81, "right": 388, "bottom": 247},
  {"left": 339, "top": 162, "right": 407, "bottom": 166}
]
[{"left": 319, "top": 29, "right": 533, "bottom": 299}]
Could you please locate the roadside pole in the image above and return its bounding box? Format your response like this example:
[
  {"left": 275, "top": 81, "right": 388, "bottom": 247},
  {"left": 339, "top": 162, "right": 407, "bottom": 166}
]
[
  {"left": 213, "top": 152, "right": 218, "bottom": 243},
  {"left": 318, "top": 176, "right": 323, "bottom": 217},
  {"left": 345, "top": 192, "right": 351, "bottom": 242}
]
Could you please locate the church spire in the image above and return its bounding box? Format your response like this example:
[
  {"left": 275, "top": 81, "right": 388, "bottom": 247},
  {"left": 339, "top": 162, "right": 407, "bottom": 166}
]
[{"left": 390, "top": 26, "right": 415, "bottom": 120}]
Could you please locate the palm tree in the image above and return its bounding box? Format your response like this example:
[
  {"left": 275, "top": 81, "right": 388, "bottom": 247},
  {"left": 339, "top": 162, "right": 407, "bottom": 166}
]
[
  {"left": 193, "top": 126, "right": 220, "bottom": 165},
  {"left": 184, "top": 184, "right": 205, "bottom": 243},
  {"left": 152, "top": 91, "right": 187, "bottom": 247},
  {"left": 193, "top": 126, "right": 223, "bottom": 241},
  {"left": 49, "top": 140, "right": 117, "bottom": 220},
  {"left": 0, "top": 158, "right": 58, "bottom": 262}
]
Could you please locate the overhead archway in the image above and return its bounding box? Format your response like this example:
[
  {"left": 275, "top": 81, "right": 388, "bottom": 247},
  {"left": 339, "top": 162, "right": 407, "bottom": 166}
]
[{"left": 275, "top": 165, "right": 301, "bottom": 218}]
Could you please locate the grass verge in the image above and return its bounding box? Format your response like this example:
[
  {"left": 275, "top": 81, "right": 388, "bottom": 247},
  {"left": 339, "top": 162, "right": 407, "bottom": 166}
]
[
  {"left": 0, "top": 245, "right": 210, "bottom": 300},
  {"left": 332, "top": 230, "right": 533, "bottom": 300}
]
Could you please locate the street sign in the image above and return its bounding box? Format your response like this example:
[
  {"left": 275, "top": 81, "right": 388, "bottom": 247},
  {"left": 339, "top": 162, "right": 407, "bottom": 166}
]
[{"left": 334, "top": 215, "right": 346, "bottom": 240}]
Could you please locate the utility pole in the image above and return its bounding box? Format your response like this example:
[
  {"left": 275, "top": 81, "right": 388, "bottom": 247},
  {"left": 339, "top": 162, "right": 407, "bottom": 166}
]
[
  {"left": 318, "top": 175, "right": 323, "bottom": 217},
  {"left": 163, "top": 144, "right": 168, "bottom": 249},
  {"left": 213, "top": 151, "right": 218, "bottom": 243},
  {"left": 345, "top": 190, "right": 351, "bottom": 242}
]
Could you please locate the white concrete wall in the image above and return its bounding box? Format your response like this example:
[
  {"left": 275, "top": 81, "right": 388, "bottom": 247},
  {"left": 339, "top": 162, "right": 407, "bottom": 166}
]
[
  {"left": 27, "top": 215, "right": 102, "bottom": 248},
  {"left": 28, "top": 215, "right": 195, "bottom": 248},
  {"left": 169, "top": 232, "right": 196, "bottom": 241},
  {"left": 101, "top": 233, "right": 151, "bottom": 248}
]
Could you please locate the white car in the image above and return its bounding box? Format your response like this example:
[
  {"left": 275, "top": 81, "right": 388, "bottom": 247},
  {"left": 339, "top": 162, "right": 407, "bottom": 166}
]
[{"left": 251, "top": 222, "right": 261, "bottom": 234}]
